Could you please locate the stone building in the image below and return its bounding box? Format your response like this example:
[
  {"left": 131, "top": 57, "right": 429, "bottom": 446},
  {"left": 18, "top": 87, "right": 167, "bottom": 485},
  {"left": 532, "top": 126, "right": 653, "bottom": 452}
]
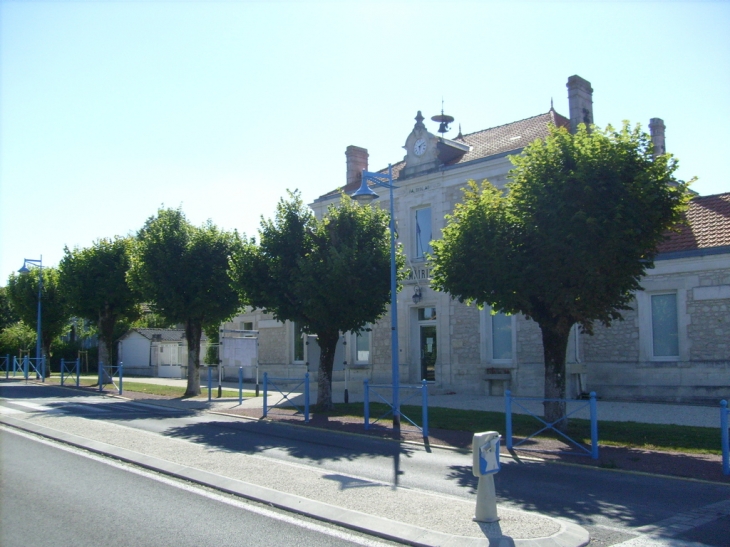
[{"left": 225, "top": 75, "right": 730, "bottom": 403}]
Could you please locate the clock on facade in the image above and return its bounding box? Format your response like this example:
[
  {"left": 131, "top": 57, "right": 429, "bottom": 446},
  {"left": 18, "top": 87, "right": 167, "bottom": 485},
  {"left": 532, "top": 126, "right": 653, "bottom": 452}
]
[{"left": 414, "top": 138, "right": 427, "bottom": 156}]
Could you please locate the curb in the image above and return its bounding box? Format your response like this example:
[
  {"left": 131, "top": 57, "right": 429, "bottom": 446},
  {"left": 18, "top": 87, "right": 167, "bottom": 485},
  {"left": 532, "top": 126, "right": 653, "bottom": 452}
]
[{"left": 0, "top": 415, "right": 589, "bottom": 547}]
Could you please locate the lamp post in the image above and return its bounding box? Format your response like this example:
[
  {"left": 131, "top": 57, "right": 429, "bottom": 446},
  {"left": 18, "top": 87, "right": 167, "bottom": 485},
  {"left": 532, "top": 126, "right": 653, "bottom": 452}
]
[
  {"left": 18, "top": 256, "right": 43, "bottom": 373},
  {"left": 351, "top": 165, "right": 401, "bottom": 429}
]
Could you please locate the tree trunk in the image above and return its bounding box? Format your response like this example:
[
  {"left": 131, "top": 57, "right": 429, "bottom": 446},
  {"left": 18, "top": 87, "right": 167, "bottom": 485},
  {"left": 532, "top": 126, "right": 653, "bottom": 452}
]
[
  {"left": 539, "top": 321, "right": 572, "bottom": 432},
  {"left": 98, "top": 307, "right": 115, "bottom": 371},
  {"left": 185, "top": 319, "right": 203, "bottom": 397},
  {"left": 316, "top": 330, "right": 339, "bottom": 410}
]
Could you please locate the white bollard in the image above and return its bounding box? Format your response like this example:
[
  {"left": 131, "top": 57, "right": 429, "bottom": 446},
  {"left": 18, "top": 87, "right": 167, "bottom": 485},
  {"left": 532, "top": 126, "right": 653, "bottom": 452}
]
[{"left": 472, "top": 431, "right": 501, "bottom": 523}]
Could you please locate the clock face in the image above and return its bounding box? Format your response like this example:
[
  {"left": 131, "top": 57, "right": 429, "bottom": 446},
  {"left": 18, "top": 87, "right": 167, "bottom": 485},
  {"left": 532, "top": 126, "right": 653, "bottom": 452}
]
[{"left": 414, "top": 138, "right": 427, "bottom": 156}]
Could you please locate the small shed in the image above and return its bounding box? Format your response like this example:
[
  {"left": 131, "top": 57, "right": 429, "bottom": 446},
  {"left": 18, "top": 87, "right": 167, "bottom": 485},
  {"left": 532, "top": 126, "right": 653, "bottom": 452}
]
[{"left": 116, "top": 328, "right": 208, "bottom": 378}]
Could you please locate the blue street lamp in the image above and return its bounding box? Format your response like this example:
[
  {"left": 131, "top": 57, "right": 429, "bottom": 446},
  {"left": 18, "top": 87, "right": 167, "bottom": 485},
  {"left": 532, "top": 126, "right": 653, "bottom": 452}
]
[
  {"left": 18, "top": 257, "right": 43, "bottom": 369},
  {"left": 352, "top": 165, "right": 401, "bottom": 429}
]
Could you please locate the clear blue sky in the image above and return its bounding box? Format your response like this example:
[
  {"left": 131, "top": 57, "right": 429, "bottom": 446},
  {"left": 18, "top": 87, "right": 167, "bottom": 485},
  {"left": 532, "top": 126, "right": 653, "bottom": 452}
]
[{"left": 2, "top": 0, "right": 728, "bottom": 283}]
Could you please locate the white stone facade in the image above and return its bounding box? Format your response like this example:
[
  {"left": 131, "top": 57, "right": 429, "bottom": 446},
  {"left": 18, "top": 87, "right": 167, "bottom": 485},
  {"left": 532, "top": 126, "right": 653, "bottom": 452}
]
[{"left": 226, "top": 76, "right": 730, "bottom": 403}]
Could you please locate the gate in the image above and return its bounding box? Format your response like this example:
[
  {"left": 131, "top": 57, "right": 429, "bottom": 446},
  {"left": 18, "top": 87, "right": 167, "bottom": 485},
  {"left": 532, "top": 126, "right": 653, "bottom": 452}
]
[
  {"left": 262, "top": 372, "right": 310, "bottom": 423},
  {"left": 363, "top": 379, "right": 429, "bottom": 437},
  {"left": 505, "top": 390, "right": 599, "bottom": 459},
  {"left": 60, "top": 358, "right": 81, "bottom": 387},
  {"left": 98, "top": 362, "right": 123, "bottom": 394}
]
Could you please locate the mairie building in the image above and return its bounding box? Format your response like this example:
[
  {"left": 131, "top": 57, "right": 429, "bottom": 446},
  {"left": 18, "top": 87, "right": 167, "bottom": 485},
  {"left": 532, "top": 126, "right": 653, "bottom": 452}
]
[{"left": 224, "top": 75, "right": 730, "bottom": 403}]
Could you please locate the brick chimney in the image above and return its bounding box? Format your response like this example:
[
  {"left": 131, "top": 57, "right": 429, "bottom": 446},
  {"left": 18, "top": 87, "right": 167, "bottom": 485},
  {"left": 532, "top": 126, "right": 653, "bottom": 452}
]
[
  {"left": 567, "top": 75, "right": 594, "bottom": 133},
  {"left": 649, "top": 118, "right": 666, "bottom": 157},
  {"left": 345, "top": 145, "right": 368, "bottom": 190}
]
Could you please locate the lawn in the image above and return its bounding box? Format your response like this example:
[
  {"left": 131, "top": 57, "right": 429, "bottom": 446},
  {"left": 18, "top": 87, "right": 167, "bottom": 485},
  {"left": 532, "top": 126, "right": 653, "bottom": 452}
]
[{"left": 39, "top": 375, "right": 720, "bottom": 455}]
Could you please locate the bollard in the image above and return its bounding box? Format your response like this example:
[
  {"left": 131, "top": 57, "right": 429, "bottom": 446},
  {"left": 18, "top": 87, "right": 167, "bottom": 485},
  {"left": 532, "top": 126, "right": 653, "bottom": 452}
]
[
  {"left": 304, "top": 372, "right": 310, "bottom": 423},
  {"left": 505, "top": 390, "right": 513, "bottom": 450},
  {"left": 363, "top": 379, "right": 370, "bottom": 430},
  {"left": 590, "top": 391, "right": 599, "bottom": 459},
  {"left": 41, "top": 356, "right": 46, "bottom": 382},
  {"left": 119, "top": 364, "right": 123, "bottom": 395},
  {"left": 421, "top": 379, "right": 429, "bottom": 438},
  {"left": 75, "top": 357, "right": 80, "bottom": 387},
  {"left": 207, "top": 366, "right": 212, "bottom": 402},
  {"left": 239, "top": 367, "right": 243, "bottom": 405},
  {"left": 61, "top": 358, "right": 66, "bottom": 385},
  {"left": 263, "top": 373, "right": 268, "bottom": 418},
  {"left": 472, "top": 431, "right": 501, "bottom": 523},
  {"left": 98, "top": 362, "right": 103, "bottom": 392},
  {"left": 722, "top": 400, "right": 729, "bottom": 476}
]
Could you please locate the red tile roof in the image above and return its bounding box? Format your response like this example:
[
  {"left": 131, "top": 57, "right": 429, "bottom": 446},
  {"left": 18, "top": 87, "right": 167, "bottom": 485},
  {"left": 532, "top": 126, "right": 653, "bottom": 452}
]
[
  {"left": 317, "top": 109, "right": 570, "bottom": 201},
  {"left": 657, "top": 193, "right": 730, "bottom": 254}
]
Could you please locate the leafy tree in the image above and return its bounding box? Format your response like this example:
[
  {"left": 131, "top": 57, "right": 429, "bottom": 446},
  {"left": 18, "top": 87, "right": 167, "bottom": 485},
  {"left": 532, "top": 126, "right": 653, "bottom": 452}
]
[
  {"left": 431, "top": 123, "right": 690, "bottom": 426},
  {"left": 231, "top": 191, "right": 403, "bottom": 410},
  {"left": 6, "top": 267, "right": 69, "bottom": 361},
  {"left": 0, "top": 286, "right": 20, "bottom": 332},
  {"left": 0, "top": 321, "right": 36, "bottom": 356},
  {"left": 59, "top": 237, "right": 140, "bottom": 369},
  {"left": 129, "top": 208, "right": 242, "bottom": 396}
]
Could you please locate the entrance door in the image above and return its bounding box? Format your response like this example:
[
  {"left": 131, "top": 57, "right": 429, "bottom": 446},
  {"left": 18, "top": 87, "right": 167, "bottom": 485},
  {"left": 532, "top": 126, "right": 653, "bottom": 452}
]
[{"left": 420, "top": 325, "right": 436, "bottom": 381}]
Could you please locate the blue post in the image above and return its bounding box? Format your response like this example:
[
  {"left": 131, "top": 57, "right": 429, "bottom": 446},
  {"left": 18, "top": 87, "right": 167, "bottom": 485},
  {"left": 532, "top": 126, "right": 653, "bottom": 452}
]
[
  {"left": 263, "top": 372, "right": 268, "bottom": 418},
  {"left": 98, "top": 361, "right": 103, "bottom": 392},
  {"left": 23, "top": 355, "right": 29, "bottom": 381},
  {"left": 75, "top": 358, "right": 80, "bottom": 387},
  {"left": 41, "top": 355, "right": 46, "bottom": 383},
  {"left": 364, "top": 379, "right": 370, "bottom": 430},
  {"left": 13, "top": 356, "right": 17, "bottom": 376},
  {"left": 590, "top": 391, "right": 599, "bottom": 459},
  {"left": 61, "top": 358, "right": 65, "bottom": 385},
  {"left": 722, "top": 400, "right": 729, "bottom": 476},
  {"left": 118, "top": 364, "right": 123, "bottom": 395},
  {"left": 505, "top": 390, "right": 513, "bottom": 450},
  {"left": 304, "top": 372, "right": 310, "bottom": 424},
  {"left": 421, "top": 379, "right": 429, "bottom": 438},
  {"left": 5, "top": 354, "right": 9, "bottom": 379},
  {"left": 239, "top": 367, "right": 243, "bottom": 405},
  {"left": 207, "top": 366, "right": 212, "bottom": 402}
]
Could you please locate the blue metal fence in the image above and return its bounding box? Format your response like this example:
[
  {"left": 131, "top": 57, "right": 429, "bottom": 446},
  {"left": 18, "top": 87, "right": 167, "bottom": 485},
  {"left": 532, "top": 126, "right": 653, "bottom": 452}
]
[
  {"left": 262, "top": 372, "right": 310, "bottom": 423},
  {"left": 363, "top": 379, "right": 429, "bottom": 437},
  {"left": 60, "top": 358, "right": 80, "bottom": 387},
  {"left": 98, "top": 362, "right": 123, "bottom": 394},
  {"left": 505, "top": 390, "right": 599, "bottom": 459},
  {"left": 721, "top": 400, "right": 729, "bottom": 476}
]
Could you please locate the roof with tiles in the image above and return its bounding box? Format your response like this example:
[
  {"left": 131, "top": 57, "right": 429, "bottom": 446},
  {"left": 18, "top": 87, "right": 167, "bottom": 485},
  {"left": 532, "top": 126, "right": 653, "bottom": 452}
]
[
  {"left": 318, "top": 109, "right": 570, "bottom": 201},
  {"left": 657, "top": 192, "right": 730, "bottom": 254}
]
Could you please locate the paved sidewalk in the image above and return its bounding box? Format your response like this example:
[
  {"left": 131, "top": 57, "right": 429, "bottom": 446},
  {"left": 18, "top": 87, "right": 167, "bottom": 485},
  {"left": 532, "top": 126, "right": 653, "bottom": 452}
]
[{"left": 1, "top": 382, "right": 590, "bottom": 547}]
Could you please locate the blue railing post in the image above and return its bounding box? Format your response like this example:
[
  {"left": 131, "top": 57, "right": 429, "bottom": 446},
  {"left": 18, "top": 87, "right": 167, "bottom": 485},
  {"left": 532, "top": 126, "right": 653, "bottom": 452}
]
[
  {"left": 590, "top": 391, "right": 599, "bottom": 459},
  {"left": 61, "top": 358, "right": 65, "bottom": 385},
  {"left": 98, "top": 361, "right": 103, "bottom": 392},
  {"left": 304, "top": 372, "right": 310, "bottom": 424},
  {"left": 207, "top": 366, "right": 212, "bottom": 402},
  {"left": 505, "top": 390, "right": 513, "bottom": 450},
  {"left": 23, "top": 355, "right": 29, "bottom": 382},
  {"left": 239, "top": 367, "right": 243, "bottom": 405},
  {"left": 13, "top": 356, "right": 17, "bottom": 376},
  {"left": 4, "top": 355, "right": 8, "bottom": 379},
  {"left": 722, "top": 400, "right": 729, "bottom": 476},
  {"left": 421, "top": 379, "right": 429, "bottom": 438},
  {"left": 75, "top": 358, "right": 80, "bottom": 387},
  {"left": 118, "top": 364, "right": 123, "bottom": 395},
  {"left": 364, "top": 379, "right": 370, "bottom": 430},
  {"left": 263, "top": 373, "right": 268, "bottom": 418},
  {"left": 41, "top": 356, "right": 46, "bottom": 382}
]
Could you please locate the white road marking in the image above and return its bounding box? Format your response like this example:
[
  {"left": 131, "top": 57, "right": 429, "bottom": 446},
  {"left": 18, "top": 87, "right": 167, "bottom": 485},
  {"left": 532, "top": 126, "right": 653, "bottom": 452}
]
[{"left": 1, "top": 425, "right": 397, "bottom": 547}]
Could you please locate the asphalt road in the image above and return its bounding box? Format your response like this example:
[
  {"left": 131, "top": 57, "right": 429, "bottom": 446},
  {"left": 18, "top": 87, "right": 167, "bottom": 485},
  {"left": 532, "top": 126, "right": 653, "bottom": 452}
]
[
  {"left": 2, "top": 383, "right": 729, "bottom": 546},
  {"left": 0, "top": 428, "right": 396, "bottom": 547}
]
